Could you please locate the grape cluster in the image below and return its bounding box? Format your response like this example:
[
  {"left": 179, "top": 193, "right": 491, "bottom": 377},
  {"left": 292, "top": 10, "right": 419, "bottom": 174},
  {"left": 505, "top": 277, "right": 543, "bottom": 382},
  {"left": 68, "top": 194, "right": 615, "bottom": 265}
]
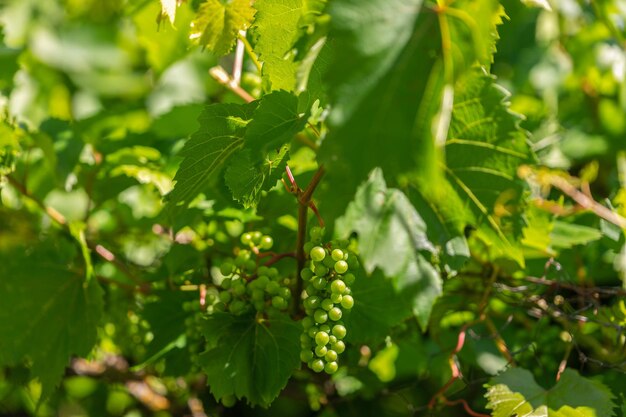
[
  {"left": 209, "top": 231, "right": 292, "bottom": 316},
  {"left": 299, "top": 227, "right": 358, "bottom": 374}
]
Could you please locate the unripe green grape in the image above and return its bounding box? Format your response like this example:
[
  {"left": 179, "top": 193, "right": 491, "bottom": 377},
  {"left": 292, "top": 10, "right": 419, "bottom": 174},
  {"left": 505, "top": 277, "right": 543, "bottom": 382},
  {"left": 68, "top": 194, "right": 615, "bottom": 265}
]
[
  {"left": 314, "top": 263, "right": 329, "bottom": 276},
  {"left": 332, "top": 324, "right": 347, "bottom": 339},
  {"left": 310, "top": 226, "right": 324, "bottom": 240},
  {"left": 300, "top": 350, "right": 314, "bottom": 362},
  {"left": 311, "top": 277, "right": 327, "bottom": 290},
  {"left": 233, "top": 283, "right": 246, "bottom": 297},
  {"left": 260, "top": 235, "right": 273, "bottom": 249},
  {"left": 307, "top": 327, "right": 319, "bottom": 338},
  {"left": 245, "top": 259, "right": 256, "bottom": 272},
  {"left": 328, "top": 307, "right": 342, "bottom": 321},
  {"left": 310, "top": 246, "right": 326, "bottom": 262},
  {"left": 257, "top": 266, "right": 270, "bottom": 276},
  {"left": 241, "top": 233, "right": 253, "bottom": 245},
  {"left": 305, "top": 284, "right": 317, "bottom": 296},
  {"left": 325, "top": 349, "right": 338, "bottom": 362},
  {"left": 229, "top": 300, "right": 247, "bottom": 314},
  {"left": 341, "top": 295, "right": 354, "bottom": 309},
  {"left": 256, "top": 275, "right": 269, "bottom": 288},
  {"left": 343, "top": 273, "right": 356, "bottom": 286},
  {"left": 332, "top": 340, "right": 346, "bottom": 353},
  {"left": 321, "top": 298, "right": 334, "bottom": 311},
  {"left": 301, "top": 316, "right": 314, "bottom": 329},
  {"left": 253, "top": 300, "right": 265, "bottom": 311},
  {"left": 251, "top": 289, "right": 264, "bottom": 301},
  {"left": 268, "top": 267, "right": 279, "bottom": 278},
  {"left": 221, "top": 278, "right": 232, "bottom": 290},
  {"left": 278, "top": 287, "right": 291, "bottom": 299},
  {"left": 310, "top": 359, "right": 324, "bottom": 373},
  {"left": 272, "top": 296, "right": 288, "bottom": 310},
  {"left": 344, "top": 288, "right": 352, "bottom": 295},
  {"left": 315, "top": 331, "right": 330, "bottom": 346},
  {"left": 251, "top": 231, "right": 263, "bottom": 245},
  {"left": 315, "top": 345, "right": 328, "bottom": 357},
  {"left": 323, "top": 255, "right": 336, "bottom": 268},
  {"left": 329, "top": 335, "right": 337, "bottom": 344},
  {"left": 324, "top": 361, "right": 338, "bottom": 374},
  {"left": 266, "top": 281, "right": 280, "bottom": 295},
  {"left": 300, "top": 333, "right": 310, "bottom": 345},
  {"left": 236, "top": 250, "right": 251, "bottom": 262},
  {"left": 219, "top": 291, "right": 232, "bottom": 303},
  {"left": 334, "top": 260, "right": 349, "bottom": 274},
  {"left": 303, "top": 242, "right": 315, "bottom": 255},
  {"left": 319, "top": 324, "right": 331, "bottom": 333},
  {"left": 330, "top": 279, "right": 346, "bottom": 294},
  {"left": 301, "top": 268, "right": 315, "bottom": 281},
  {"left": 330, "top": 293, "right": 343, "bottom": 303},
  {"left": 220, "top": 262, "right": 234, "bottom": 276},
  {"left": 331, "top": 249, "right": 344, "bottom": 261},
  {"left": 304, "top": 296, "right": 321, "bottom": 310},
  {"left": 314, "top": 309, "right": 328, "bottom": 323}
]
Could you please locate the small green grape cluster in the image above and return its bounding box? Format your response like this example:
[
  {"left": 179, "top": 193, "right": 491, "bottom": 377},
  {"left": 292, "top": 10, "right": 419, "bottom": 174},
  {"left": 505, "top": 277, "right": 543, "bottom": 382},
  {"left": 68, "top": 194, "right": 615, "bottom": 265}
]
[
  {"left": 299, "top": 227, "right": 357, "bottom": 374},
  {"left": 210, "top": 231, "right": 292, "bottom": 316}
]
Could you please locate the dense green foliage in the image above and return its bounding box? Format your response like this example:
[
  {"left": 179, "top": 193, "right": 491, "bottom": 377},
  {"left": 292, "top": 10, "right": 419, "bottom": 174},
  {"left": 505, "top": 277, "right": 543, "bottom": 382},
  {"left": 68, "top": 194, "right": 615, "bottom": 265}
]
[{"left": 1, "top": 0, "right": 625, "bottom": 416}]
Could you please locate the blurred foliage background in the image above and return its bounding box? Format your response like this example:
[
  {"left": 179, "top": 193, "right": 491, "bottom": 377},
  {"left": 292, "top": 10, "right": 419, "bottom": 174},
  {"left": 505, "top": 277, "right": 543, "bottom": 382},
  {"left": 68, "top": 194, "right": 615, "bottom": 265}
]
[{"left": 1, "top": 0, "right": 626, "bottom": 416}]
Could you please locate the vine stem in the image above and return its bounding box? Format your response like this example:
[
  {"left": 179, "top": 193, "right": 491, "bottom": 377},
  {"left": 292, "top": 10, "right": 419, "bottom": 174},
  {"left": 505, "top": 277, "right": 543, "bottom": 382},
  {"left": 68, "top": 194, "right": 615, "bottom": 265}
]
[
  {"left": 237, "top": 31, "right": 263, "bottom": 74},
  {"left": 287, "top": 165, "right": 325, "bottom": 310},
  {"left": 209, "top": 66, "right": 255, "bottom": 103},
  {"left": 428, "top": 268, "right": 499, "bottom": 415}
]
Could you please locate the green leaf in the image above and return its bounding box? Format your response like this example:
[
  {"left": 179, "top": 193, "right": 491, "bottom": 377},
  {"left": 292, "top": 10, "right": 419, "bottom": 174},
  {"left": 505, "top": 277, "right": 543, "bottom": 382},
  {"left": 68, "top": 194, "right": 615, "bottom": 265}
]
[
  {"left": 0, "top": 241, "right": 103, "bottom": 398},
  {"left": 485, "top": 368, "right": 616, "bottom": 417},
  {"left": 190, "top": 0, "right": 256, "bottom": 56},
  {"left": 245, "top": 90, "right": 308, "bottom": 155},
  {"left": 444, "top": 70, "right": 532, "bottom": 266},
  {"left": 550, "top": 221, "right": 603, "bottom": 249},
  {"left": 344, "top": 269, "right": 413, "bottom": 343},
  {"left": 318, "top": 0, "right": 443, "bottom": 220},
  {"left": 224, "top": 146, "right": 288, "bottom": 208},
  {"left": 446, "top": 0, "right": 506, "bottom": 68},
  {"left": 251, "top": 0, "right": 303, "bottom": 91},
  {"left": 199, "top": 312, "right": 301, "bottom": 407},
  {"left": 337, "top": 168, "right": 441, "bottom": 329},
  {"left": 337, "top": 168, "right": 434, "bottom": 276},
  {"left": 168, "top": 102, "right": 257, "bottom": 208}
]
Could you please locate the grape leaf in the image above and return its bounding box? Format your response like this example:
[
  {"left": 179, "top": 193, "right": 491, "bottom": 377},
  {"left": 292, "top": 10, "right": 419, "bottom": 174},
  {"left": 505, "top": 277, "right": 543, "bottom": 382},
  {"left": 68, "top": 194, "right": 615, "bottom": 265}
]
[
  {"left": 245, "top": 90, "right": 308, "bottom": 155},
  {"left": 344, "top": 269, "right": 413, "bottom": 343},
  {"left": 199, "top": 312, "right": 300, "bottom": 407},
  {"left": 0, "top": 242, "right": 103, "bottom": 398},
  {"left": 485, "top": 368, "right": 616, "bottom": 417},
  {"left": 337, "top": 168, "right": 442, "bottom": 330},
  {"left": 318, "top": 0, "right": 443, "bottom": 220},
  {"left": 444, "top": 70, "right": 532, "bottom": 266},
  {"left": 337, "top": 168, "right": 435, "bottom": 276},
  {"left": 190, "top": 0, "right": 256, "bottom": 56},
  {"left": 447, "top": 0, "right": 506, "bottom": 69},
  {"left": 168, "top": 102, "right": 257, "bottom": 208},
  {"left": 224, "top": 146, "right": 288, "bottom": 208},
  {"left": 251, "top": 0, "right": 303, "bottom": 91},
  {"left": 550, "top": 221, "right": 603, "bottom": 249}
]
